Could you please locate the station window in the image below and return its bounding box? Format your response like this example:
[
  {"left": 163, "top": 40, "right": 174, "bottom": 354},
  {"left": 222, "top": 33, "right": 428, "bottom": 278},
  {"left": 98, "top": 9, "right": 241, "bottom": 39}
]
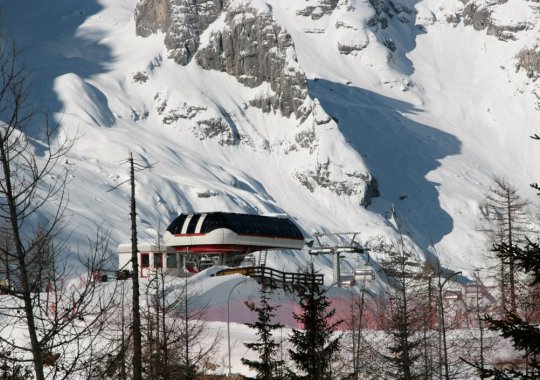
[
  {"left": 167, "top": 253, "right": 177, "bottom": 268},
  {"left": 141, "top": 253, "right": 150, "bottom": 268},
  {"left": 154, "top": 253, "right": 163, "bottom": 268}
]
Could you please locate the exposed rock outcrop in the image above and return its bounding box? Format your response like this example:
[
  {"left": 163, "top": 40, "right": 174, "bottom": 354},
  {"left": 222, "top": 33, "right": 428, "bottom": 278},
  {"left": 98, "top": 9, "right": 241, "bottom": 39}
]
[
  {"left": 135, "top": 0, "right": 170, "bottom": 37},
  {"left": 296, "top": 0, "right": 339, "bottom": 20},
  {"left": 134, "top": 0, "right": 375, "bottom": 205},
  {"left": 367, "top": 0, "right": 415, "bottom": 29},
  {"left": 153, "top": 93, "right": 237, "bottom": 144},
  {"left": 132, "top": 71, "right": 149, "bottom": 83},
  {"left": 194, "top": 117, "right": 238, "bottom": 146},
  {"left": 516, "top": 46, "right": 540, "bottom": 78},
  {"left": 337, "top": 42, "right": 368, "bottom": 55},
  {"left": 367, "top": 0, "right": 389, "bottom": 28},
  {"left": 154, "top": 93, "right": 208, "bottom": 124},
  {"left": 294, "top": 128, "right": 318, "bottom": 154},
  {"left": 196, "top": 5, "right": 308, "bottom": 118},
  {"left": 135, "top": 0, "right": 308, "bottom": 119},
  {"left": 197, "top": 190, "right": 220, "bottom": 198},
  {"left": 135, "top": 0, "right": 227, "bottom": 65},
  {"left": 359, "top": 0, "right": 416, "bottom": 60},
  {"left": 458, "top": 2, "right": 528, "bottom": 41},
  {"left": 295, "top": 161, "right": 379, "bottom": 205}
]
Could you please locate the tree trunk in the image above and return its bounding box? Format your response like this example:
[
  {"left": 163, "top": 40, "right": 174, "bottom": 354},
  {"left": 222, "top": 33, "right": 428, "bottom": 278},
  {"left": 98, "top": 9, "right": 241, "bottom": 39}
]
[
  {"left": 130, "top": 153, "right": 143, "bottom": 380},
  {"left": 0, "top": 137, "right": 45, "bottom": 380}
]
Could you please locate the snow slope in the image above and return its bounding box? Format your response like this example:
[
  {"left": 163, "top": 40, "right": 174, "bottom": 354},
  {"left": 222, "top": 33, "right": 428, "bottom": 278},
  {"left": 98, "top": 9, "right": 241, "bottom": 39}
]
[{"left": 0, "top": 0, "right": 539, "bottom": 281}]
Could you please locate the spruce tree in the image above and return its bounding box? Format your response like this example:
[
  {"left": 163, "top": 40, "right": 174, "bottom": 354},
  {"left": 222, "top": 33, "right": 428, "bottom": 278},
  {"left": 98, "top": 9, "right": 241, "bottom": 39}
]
[
  {"left": 288, "top": 264, "right": 341, "bottom": 380},
  {"left": 242, "top": 285, "right": 284, "bottom": 380}
]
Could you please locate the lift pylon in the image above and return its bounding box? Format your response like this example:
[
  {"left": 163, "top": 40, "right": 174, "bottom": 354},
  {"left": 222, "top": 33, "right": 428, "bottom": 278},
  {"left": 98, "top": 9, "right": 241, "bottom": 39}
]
[{"left": 308, "top": 232, "right": 364, "bottom": 287}]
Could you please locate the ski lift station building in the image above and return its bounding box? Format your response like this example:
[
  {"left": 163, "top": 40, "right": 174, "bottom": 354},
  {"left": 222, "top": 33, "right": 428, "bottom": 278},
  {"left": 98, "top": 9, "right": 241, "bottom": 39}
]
[{"left": 118, "top": 212, "right": 305, "bottom": 277}]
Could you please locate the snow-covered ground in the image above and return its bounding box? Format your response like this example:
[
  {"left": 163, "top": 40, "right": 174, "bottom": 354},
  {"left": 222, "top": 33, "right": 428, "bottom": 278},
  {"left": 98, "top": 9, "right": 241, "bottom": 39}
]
[{"left": 0, "top": 269, "right": 506, "bottom": 378}]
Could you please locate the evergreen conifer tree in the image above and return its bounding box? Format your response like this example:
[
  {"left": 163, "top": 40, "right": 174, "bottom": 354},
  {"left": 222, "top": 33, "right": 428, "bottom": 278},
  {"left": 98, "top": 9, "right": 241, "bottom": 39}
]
[
  {"left": 242, "top": 285, "right": 284, "bottom": 380},
  {"left": 288, "top": 264, "right": 342, "bottom": 380}
]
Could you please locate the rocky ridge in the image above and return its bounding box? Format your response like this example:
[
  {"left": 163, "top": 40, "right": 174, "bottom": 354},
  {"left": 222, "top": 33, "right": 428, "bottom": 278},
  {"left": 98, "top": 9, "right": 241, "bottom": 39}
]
[
  {"left": 366, "top": 0, "right": 416, "bottom": 29},
  {"left": 196, "top": 4, "right": 308, "bottom": 119},
  {"left": 457, "top": 0, "right": 530, "bottom": 41},
  {"left": 135, "top": 0, "right": 308, "bottom": 119},
  {"left": 296, "top": 0, "right": 340, "bottom": 20},
  {"left": 295, "top": 161, "right": 379, "bottom": 206},
  {"left": 134, "top": 0, "right": 377, "bottom": 205},
  {"left": 450, "top": 1, "right": 540, "bottom": 92},
  {"left": 135, "top": 0, "right": 227, "bottom": 65},
  {"left": 294, "top": 0, "right": 417, "bottom": 59},
  {"left": 132, "top": 0, "right": 538, "bottom": 210},
  {"left": 517, "top": 44, "right": 540, "bottom": 79}
]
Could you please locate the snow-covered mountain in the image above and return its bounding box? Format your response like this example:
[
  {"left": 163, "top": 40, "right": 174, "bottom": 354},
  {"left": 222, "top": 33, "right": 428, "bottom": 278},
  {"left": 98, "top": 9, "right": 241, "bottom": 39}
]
[{"left": 1, "top": 0, "right": 539, "bottom": 279}]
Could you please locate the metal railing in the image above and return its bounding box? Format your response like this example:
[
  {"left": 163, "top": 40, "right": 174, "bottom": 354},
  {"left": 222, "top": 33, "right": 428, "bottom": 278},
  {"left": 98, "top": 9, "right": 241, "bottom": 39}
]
[{"left": 213, "top": 266, "right": 324, "bottom": 286}]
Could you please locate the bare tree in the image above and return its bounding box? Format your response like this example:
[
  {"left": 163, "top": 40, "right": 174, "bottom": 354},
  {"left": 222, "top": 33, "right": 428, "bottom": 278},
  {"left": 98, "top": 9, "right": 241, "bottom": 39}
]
[
  {"left": 338, "top": 286, "right": 380, "bottom": 380},
  {"left": 177, "top": 276, "right": 221, "bottom": 378},
  {"left": 145, "top": 270, "right": 221, "bottom": 379},
  {"left": 0, "top": 35, "right": 68, "bottom": 379},
  {"left": 0, "top": 224, "right": 15, "bottom": 287},
  {"left": 0, "top": 341, "right": 32, "bottom": 379},
  {"left": 0, "top": 37, "right": 116, "bottom": 379},
  {"left": 482, "top": 176, "right": 531, "bottom": 312},
  {"left": 378, "top": 239, "right": 431, "bottom": 380},
  {"left": 84, "top": 278, "right": 132, "bottom": 380}
]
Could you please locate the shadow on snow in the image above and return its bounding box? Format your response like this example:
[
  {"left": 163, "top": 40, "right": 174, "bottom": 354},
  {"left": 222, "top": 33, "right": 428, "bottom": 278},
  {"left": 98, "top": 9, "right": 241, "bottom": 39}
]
[
  {"left": 308, "top": 79, "right": 462, "bottom": 255},
  {"left": 0, "top": 0, "right": 112, "bottom": 144}
]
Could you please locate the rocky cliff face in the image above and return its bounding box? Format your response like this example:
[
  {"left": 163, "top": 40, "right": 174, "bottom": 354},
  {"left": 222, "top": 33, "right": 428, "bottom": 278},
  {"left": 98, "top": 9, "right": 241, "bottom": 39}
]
[
  {"left": 135, "top": 0, "right": 228, "bottom": 65},
  {"left": 135, "top": 0, "right": 308, "bottom": 119},
  {"left": 196, "top": 4, "right": 308, "bottom": 119},
  {"left": 459, "top": 1, "right": 528, "bottom": 41},
  {"left": 133, "top": 0, "right": 376, "bottom": 206},
  {"left": 452, "top": 1, "right": 539, "bottom": 82},
  {"left": 296, "top": 0, "right": 339, "bottom": 20},
  {"left": 367, "top": 0, "right": 416, "bottom": 29},
  {"left": 517, "top": 45, "right": 540, "bottom": 78},
  {"left": 295, "top": 161, "right": 379, "bottom": 206}
]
